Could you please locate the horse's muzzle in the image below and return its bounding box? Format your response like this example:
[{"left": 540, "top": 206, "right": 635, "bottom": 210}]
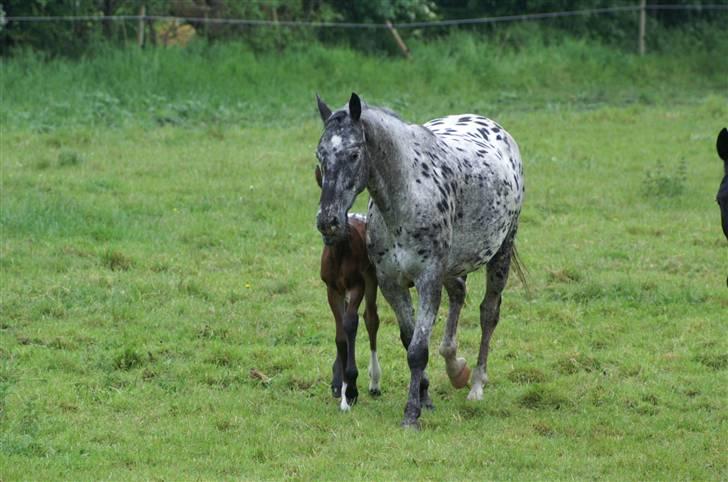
[{"left": 317, "top": 214, "right": 346, "bottom": 245}]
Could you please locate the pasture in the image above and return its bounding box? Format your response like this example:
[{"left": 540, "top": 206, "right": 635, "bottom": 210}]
[{"left": 1, "top": 37, "right": 727, "bottom": 479}]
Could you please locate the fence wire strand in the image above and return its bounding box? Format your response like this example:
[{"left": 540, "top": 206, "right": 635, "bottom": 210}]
[{"left": 4, "top": 4, "right": 728, "bottom": 29}]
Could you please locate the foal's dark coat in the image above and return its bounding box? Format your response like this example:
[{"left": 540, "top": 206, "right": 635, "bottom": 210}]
[{"left": 318, "top": 168, "right": 381, "bottom": 409}]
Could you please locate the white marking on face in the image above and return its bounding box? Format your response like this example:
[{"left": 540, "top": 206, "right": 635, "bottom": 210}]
[
  {"left": 330, "top": 135, "right": 342, "bottom": 149},
  {"left": 340, "top": 382, "right": 351, "bottom": 411}
]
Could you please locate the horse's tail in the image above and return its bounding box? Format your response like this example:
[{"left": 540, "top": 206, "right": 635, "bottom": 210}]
[{"left": 511, "top": 243, "right": 531, "bottom": 298}]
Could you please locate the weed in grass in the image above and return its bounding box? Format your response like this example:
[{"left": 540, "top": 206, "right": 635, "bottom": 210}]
[
  {"left": 113, "top": 347, "right": 145, "bottom": 371},
  {"left": 197, "top": 324, "right": 230, "bottom": 341},
  {"left": 547, "top": 267, "right": 581, "bottom": 283},
  {"left": 206, "top": 348, "right": 240, "bottom": 368},
  {"left": 32, "top": 158, "right": 51, "bottom": 170},
  {"left": 177, "top": 278, "right": 211, "bottom": 300},
  {"left": 57, "top": 149, "right": 84, "bottom": 167},
  {"left": 532, "top": 421, "right": 556, "bottom": 437},
  {"left": 518, "top": 385, "right": 569, "bottom": 410},
  {"left": 693, "top": 353, "right": 727, "bottom": 371},
  {"left": 555, "top": 353, "right": 602, "bottom": 375},
  {"left": 100, "top": 249, "right": 133, "bottom": 271},
  {"left": 508, "top": 367, "right": 548, "bottom": 384},
  {"left": 641, "top": 159, "right": 687, "bottom": 198}
]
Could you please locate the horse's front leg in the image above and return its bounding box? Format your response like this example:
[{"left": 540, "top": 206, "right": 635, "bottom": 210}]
[
  {"left": 403, "top": 270, "right": 444, "bottom": 429},
  {"left": 341, "top": 286, "right": 365, "bottom": 410},
  {"left": 327, "top": 286, "right": 345, "bottom": 400}
]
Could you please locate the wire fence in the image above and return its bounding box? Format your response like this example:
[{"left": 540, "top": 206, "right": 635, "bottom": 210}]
[{"left": 4, "top": 4, "right": 728, "bottom": 29}]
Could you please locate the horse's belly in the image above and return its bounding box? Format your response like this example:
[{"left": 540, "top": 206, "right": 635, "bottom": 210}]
[
  {"left": 446, "top": 166, "right": 522, "bottom": 275},
  {"left": 447, "top": 216, "right": 510, "bottom": 276}
]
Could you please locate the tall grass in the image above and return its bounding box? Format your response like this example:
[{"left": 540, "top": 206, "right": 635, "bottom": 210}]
[{"left": 2, "top": 30, "right": 726, "bottom": 131}]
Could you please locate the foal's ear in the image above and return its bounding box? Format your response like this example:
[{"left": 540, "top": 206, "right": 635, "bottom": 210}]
[
  {"left": 717, "top": 128, "right": 728, "bottom": 162},
  {"left": 349, "top": 92, "right": 362, "bottom": 121},
  {"left": 316, "top": 94, "right": 332, "bottom": 123},
  {"left": 315, "top": 164, "right": 322, "bottom": 188}
]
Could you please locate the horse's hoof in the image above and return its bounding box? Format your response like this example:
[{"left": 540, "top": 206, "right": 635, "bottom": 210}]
[
  {"left": 422, "top": 398, "right": 435, "bottom": 411},
  {"left": 466, "top": 386, "right": 484, "bottom": 401},
  {"left": 340, "top": 395, "right": 357, "bottom": 411},
  {"left": 369, "top": 388, "right": 382, "bottom": 397},
  {"left": 332, "top": 386, "right": 341, "bottom": 398},
  {"left": 401, "top": 418, "right": 421, "bottom": 430},
  {"left": 450, "top": 363, "right": 471, "bottom": 389},
  {"left": 345, "top": 386, "right": 359, "bottom": 403}
]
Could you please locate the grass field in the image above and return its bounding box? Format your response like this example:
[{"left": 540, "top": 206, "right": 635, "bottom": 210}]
[{"left": 1, "top": 36, "right": 727, "bottom": 479}]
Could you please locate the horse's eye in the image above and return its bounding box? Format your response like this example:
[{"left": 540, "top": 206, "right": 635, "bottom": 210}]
[{"left": 351, "top": 152, "right": 359, "bottom": 161}]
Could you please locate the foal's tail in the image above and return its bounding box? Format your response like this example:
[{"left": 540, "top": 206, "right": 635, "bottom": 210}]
[{"left": 511, "top": 244, "right": 532, "bottom": 299}]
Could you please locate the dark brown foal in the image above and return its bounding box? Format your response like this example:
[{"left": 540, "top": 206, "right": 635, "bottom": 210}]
[{"left": 317, "top": 166, "right": 381, "bottom": 410}]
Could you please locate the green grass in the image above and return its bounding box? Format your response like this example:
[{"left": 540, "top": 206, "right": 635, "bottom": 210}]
[
  {"left": 2, "top": 30, "right": 727, "bottom": 130},
  {"left": 1, "top": 37, "right": 727, "bottom": 479}
]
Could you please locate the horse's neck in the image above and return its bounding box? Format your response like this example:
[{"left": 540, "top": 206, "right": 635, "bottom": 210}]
[{"left": 363, "top": 110, "right": 421, "bottom": 221}]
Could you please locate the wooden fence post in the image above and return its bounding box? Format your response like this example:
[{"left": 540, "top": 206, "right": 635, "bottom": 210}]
[
  {"left": 639, "top": 0, "right": 646, "bottom": 55},
  {"left": 386, "top": 21, "right": 410, "bottom": 59},
  {"left": 137, "top": 5, "right": 145, "bottom": 47}
]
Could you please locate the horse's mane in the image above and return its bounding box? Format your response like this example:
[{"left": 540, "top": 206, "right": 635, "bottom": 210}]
[
  {"left": 326, "top": 103, "right": 404, "bottom": 125},
  {"left": 369, "top": 105, "right": 403, "bottom": 121}
]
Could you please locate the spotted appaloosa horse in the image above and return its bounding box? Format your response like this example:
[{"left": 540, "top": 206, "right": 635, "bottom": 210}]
[
  {"left": 315, "top": 93, "right": 524, "bottom": 429},
  {"left": 715, "top": 128, "right": 728, "bottom": 240},
  {"left": 317, "top": 164, "right": 381, "bottom": 410}
]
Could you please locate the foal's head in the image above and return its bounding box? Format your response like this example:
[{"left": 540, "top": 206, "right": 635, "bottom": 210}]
[
  {"left": 716, "top": 128, "right": 728, "bottom": 239},
  {"left": 315, "top": 93, "right": 369, "bottom": 245}
]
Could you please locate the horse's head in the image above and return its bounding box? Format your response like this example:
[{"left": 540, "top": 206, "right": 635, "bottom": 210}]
[
  {"left": 716, "top": 127, "right": 728, "bottom": 240},
  {"left": 315, "top": 93, "right": 369, "bottom": 245}
]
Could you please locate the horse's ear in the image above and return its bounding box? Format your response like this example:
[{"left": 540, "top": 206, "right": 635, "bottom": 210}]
[
  {"left": 315, "top": 164, "right": 322, "bottom": 188},
  {"left": 349, "top": 92, "right": 362, "bottom": 121},
  {"left": 316, "top": 94, "right": 332, "bottom": 123},
  {"left": 717, "top": 128, "right": 728, "bottom": 162}
]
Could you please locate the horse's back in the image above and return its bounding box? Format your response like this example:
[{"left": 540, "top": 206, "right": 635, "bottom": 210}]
[{"left": 424, "top": 114, "right": 524, "bottom": 275}]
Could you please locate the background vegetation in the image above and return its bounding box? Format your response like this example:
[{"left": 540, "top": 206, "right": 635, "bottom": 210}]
[
  {"left": 1, "top": 0, "right": 727, "bottom": 56},
  {"left": 1, "top": 7, "right": 727, "bottom": 480}
]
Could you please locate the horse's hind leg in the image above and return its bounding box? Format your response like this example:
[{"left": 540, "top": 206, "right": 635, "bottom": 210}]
[
  {"left": 468, "top": 231, "right": 515, "bottom": 401},
  {"left": 363, "top": 270, "right": 382, "bottom": 396},
  {"left": 439, "top": 275, "right": 470, "bottom": 389}
]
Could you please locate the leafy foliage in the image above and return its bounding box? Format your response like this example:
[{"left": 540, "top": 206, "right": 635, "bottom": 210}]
[{"left": 1, "top": 0, "right": 726, "bottom": 56}]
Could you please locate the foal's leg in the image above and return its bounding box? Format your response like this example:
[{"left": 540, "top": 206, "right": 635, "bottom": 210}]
[
  {"left": 468, "top": 235, "right": 514, "bottom": 401},
  {"left": 363, "top": 271, "right": 382, "bottom": 396},
  {"left": 341, "top": 286, "right": 365, "bottom": 410},
  {"left": 327, "top": 287, "right": 345, "bottom": 399},
  {"left": 439, "top": 275, "right": 470, "bottom": 389}
]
